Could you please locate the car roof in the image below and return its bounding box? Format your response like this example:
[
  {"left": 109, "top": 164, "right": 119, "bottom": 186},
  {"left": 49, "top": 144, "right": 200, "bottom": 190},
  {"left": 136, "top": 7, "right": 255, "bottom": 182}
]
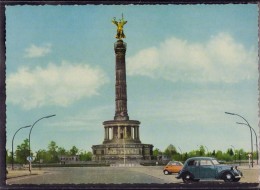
[{"left": 186, "top": 157, "right": 216, "bottom": 161}]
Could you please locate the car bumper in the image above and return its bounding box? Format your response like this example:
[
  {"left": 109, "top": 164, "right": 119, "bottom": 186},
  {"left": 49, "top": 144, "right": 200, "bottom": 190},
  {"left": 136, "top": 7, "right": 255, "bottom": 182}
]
[
  {"left": 176, "top": 173, "right": 182, "bottom": 179},
  {"left": 234, "top": 170, "right": 243, "bottom": 178}
]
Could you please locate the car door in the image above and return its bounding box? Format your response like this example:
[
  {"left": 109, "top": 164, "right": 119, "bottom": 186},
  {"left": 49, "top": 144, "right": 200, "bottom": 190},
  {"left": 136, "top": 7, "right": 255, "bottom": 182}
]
[
  {"left": 164, "top": 161, "right": 174, "bottom": 173},
  {"left": 187, "top": 159, "right": 200, "bottom": 178},
  {"left": 174, "top": 162, "right": 183, "bottom": 173},
  {"left": 169, "top": 162, "right": 177, "bottom": 173},
  {"left": 170, "top": 162, "right": 182, "bottom": 173},
  {"left": 199, "top": 159, "right": 216, "bottom": 179}
]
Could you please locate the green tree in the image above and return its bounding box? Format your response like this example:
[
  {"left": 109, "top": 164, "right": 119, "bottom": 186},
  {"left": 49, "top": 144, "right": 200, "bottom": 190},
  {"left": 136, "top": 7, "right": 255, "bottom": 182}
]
[
  {"left": 15, "top": 139, "right": 30, "bottom": 164},
  {"left": 215, "top": 150, "right": 223, "bottom": 160},
  {"left": 153, "top": 148, "right": 162, "bottom": 158},
  {"left": 212, "top": 150, "right": 216, "bottom": 157},
  {"left": 6, "top": 150, "right": 12, "bottom": 164},
  {"left": 240, "top": 149, "right": 250, "bottom": 160},
  {"left": 35, "top": 149, "right": 51, "bottom": 163},
  {"left": 69, "top": 146, "right": 79, "bottom": 156},
  {"left": 183, "top": 152, "right": 188, "bottom": 161},
  {"left": 187, "top": 150, "right": 197, "bottom": 158},
  {"left": 172, "top": 152, "right": 182, "bottom": 161},
  {"left": 79, "top": 151, "right": 92, "bottom": 161},
  {"left": 47, "top": 141, "right": 59, "bottom": 163},
  {"left": 57, "top": 147, "right": 68, "bottom": 156},
  {"left": 227, "top": 148, "right": 234, "bottom": 156},
  {"left": 236, "top": 149, "right": 246, "bottom": 160},
  {"left": 199, "top": 145, "right": 206, "bottom": 156},
  {"left": 164, "top": 144, "right": 177, "bottom": 160},
  {"left": 222, "top": 153, "right": 232, "bottom": 162},
  {"left": 48, "top": 141, "right": 58, "bottom": 153}
]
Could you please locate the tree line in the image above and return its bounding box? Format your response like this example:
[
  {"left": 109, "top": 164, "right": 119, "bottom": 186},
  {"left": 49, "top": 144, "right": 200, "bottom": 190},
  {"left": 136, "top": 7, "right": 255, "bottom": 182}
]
[
  {"left": 6, "top": 139, "right": 92, "bottom": 164},
  {"left": 6, "top": 140, "right": 257, "bottom": 165},
  {"left": 153, "top": 144, "right": 258, "bottom": 163}
]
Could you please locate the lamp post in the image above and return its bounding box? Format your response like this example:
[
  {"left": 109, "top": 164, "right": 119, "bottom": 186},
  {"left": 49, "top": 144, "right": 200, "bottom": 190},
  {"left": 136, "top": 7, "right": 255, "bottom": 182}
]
[
  {"left": 204, "top": 146, "right": 209, "bottom": 156},
  {"left": 231, "top": 145, "right": 236, "bottom": 164},
  {"left": 238, "top": 151, "right": 241, "bottom": 165},
  {"left": 196, "top": 145, "right": 201, "bottom": 156},
  {"left": 11, "top": 125, "right": 31, "bottom": 170},
  {"left": 236, "top": 122, "right": 258, "bottom": 165},
  {"left": 28, "top": 114, "right": 56, "bottom": 173},
  {"left": 178, "top": 147, "right": 182, "bottom": 161},
  {"left": 123, "top": 137, "right": 126, "bottom": 166},
  {"left": 225, "top": 112, "right": 253, "bottom": 167}
]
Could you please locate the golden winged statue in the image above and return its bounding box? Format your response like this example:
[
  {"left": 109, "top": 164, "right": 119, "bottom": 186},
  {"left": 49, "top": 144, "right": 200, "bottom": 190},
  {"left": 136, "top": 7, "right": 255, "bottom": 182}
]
[{"left": 112, "top": 14, "right": 127, "bottom": 39}]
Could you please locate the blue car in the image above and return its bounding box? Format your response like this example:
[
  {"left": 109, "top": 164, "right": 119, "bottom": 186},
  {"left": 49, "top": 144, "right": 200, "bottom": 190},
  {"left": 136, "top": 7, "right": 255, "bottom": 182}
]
[{"left": 176, "top": 157, "right": 242, "bottom": 182}]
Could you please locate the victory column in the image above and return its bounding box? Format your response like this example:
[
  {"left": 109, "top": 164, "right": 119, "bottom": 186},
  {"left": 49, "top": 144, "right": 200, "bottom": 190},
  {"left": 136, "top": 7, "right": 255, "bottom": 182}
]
[{"left": 92, "top": 15, "right": 153, "bottom": 163}]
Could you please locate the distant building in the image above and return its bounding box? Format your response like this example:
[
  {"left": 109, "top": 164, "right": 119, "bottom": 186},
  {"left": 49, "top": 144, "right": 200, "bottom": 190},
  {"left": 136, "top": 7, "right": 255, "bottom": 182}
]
[
  {"left": 157, "top": 154, "right": 171, "bottom": 161},
  {"left": 59, "top": 155, "right": 79, "bottom": 164}
]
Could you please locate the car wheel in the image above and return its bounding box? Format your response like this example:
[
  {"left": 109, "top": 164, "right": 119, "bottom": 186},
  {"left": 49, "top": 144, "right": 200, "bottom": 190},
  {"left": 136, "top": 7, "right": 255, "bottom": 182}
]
[
  {"left": 164, "top": 170, "right": 170, "bottom": 175},
  {"left": 223, "top": 172, "right": 234, "bottom": 182},
  {"left": 182, "top": 173, "right": 193, "bottom": 183}
]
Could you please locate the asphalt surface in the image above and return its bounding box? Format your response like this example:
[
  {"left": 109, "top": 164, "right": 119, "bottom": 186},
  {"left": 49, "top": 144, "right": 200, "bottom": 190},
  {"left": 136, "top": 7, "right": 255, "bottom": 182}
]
[
  {"left": 5, "top": 166, "right": 259, "bottom": 189},
  {"left": 7, "top": 167, "right": 169, "bottom": 184}
]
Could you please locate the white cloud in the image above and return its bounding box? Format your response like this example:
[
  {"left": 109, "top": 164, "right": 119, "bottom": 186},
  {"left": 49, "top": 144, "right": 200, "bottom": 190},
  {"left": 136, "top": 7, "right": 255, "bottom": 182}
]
[
  {"left": 24, "top": 44, "right": 52, "bottom": 58},
  {"left": 7, "top": 61, "right": 109, "bottom": 109},
  {"left": 48, "top": 105, "right": 113, "bottom": 132},
  {"left": 127, "top": 33, "right": 257, "bottom": 83},
  {"left": 130, "top": 89, "right": 237, "bottom": 124}
]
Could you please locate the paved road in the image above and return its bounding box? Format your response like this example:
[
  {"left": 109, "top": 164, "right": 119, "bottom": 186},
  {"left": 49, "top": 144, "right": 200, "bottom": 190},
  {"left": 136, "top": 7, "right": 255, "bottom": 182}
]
[
  {"left": 7, "top": 166, "right": 170, "bottom": 184},
  {"left": 6, "top": 166, "right": 259, "bottom": 185}
]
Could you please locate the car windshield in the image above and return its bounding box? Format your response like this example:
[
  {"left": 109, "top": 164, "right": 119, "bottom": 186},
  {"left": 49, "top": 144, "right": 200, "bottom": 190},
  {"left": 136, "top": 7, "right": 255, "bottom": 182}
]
[{"left": 212, "top": 159, "right": 220, "bottom": 165}]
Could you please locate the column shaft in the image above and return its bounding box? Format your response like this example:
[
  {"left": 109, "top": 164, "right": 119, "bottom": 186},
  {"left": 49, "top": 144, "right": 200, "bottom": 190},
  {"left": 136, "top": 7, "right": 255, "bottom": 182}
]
[
  {"left": 107, "top": 128, "right": 109, "bottom": 139},
  {"left": 118, "top": 126, "right": 120, "bottom": 139},
  {"left": 110, "top": 127, "right": 113, "bottom": 139},
  {"left": 114, "top": 40, "right": 129, "bottom": 121},
  {"left": 104, "top": 128, "right": 106, "bottom": 140}
]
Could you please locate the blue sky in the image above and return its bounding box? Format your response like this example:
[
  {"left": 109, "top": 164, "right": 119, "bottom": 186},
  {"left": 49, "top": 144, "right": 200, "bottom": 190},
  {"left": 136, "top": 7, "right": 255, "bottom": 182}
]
[{"left": 5, "top": 4, "right": 258, "bottom": 154}]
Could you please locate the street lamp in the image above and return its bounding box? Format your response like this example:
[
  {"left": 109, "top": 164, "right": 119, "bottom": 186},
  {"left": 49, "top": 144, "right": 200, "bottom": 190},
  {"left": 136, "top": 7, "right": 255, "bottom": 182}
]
[
  {"left": 236, "top": 122, "right": 258, "bottom": 165},
  {"left": 178, "top": 147, "right": 182, "bottom": 161},
  {"left": 28, "top": 114, "right": 56, "bottom": 173},
  {"left": 11, "top": 125, "right": 31, "bottom": 170},
  {"left": 225, "top": 112, "right": 254, "bottom": 167},
  {"left": 231, "top": 145, "right": 236, "bottom": 163},
  {"left": 123, "top": 137, "right": 126, "bottom": 166},
  {"left": 204, "top": 146, "right": 209, "bottom": 156},
  {"left": 196, "top": 145, "right": 201, "bottom": 156}
]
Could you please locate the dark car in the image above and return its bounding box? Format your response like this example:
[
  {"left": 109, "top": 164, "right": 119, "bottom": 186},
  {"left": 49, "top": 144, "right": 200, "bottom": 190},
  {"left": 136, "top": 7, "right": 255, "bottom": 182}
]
[{"left": 176, "top": 157, "right": 242, "bottom": 182}]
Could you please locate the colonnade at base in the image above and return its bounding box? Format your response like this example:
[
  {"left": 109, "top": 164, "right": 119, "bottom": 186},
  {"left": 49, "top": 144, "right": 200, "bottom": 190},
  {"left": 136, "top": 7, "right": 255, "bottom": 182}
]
[{"left": 104, "top": 125, "right": 140, "bottom": 141}]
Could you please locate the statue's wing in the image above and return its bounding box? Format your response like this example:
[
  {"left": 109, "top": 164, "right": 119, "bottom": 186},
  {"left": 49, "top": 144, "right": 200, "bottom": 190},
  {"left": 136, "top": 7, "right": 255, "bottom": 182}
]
[{"left": 112, "top": 20, "right": 118, "bottom": 25}]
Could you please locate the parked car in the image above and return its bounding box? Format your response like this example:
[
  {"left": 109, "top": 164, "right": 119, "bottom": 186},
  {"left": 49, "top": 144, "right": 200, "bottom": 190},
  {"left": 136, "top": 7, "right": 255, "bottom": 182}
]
[
  {"left": 176, "top": 157, "right": 242, "bottom": 182},
  {"left": 163, "top": 161, "right": 183, "bottom": 175}
]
